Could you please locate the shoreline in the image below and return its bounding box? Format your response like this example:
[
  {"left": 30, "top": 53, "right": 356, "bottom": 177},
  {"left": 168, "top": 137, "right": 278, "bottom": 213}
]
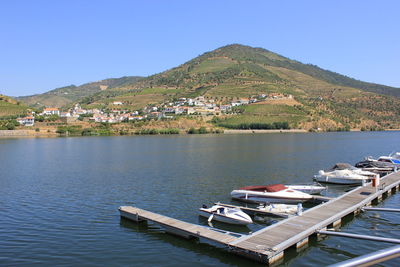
[
  {"left": 1, "top": 128, "right": 399, "bottom": 139},
  {"left": 223, "top": 129, "right": 307, "bottom": 134}
]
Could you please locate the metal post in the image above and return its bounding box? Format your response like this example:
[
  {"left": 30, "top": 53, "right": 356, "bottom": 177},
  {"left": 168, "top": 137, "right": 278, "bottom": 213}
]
[
  {"left": 317, "top": 230, "right": 400, "bottom": 244},
  {"left": 328, "top": 245, "right": 400, "bottom": 267},
  {"left": 362, "top": 207, "right": 400, "bottom": 212}
]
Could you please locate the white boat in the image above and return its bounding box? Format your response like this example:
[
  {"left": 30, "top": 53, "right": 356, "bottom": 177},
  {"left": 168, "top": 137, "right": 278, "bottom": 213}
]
[
  {"left": 378, "top": 152, "right": 400, "bottom": 165},
  {"left": 230, "top": 184, "right": 313, "bottom": 204},
  {"left": 314, "top": 163, "right": 378, "bottom": 185},
  {"left": 330, "top": 163, "right": 377, "bottom": 177},
  {"left": 257, "top": 203, "right": 302, "bottom": 215},
  {"left": 361, "top": 153, "right": 400, "bottom": 165},
  {"left": 314, "top": 170, "right": 371, "bottom": 185},
  {"left": 286, "top": 184, "right": 326, "bottom": 194},
  {"left": 355, "top": 158, "right": 396, "bottom": 172},
  {"left": 198, "top": 204, "right": 253, "bottom": 225}
]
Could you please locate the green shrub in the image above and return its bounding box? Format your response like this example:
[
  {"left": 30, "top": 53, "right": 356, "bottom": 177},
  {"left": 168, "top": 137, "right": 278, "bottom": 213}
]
[
  {"left": 218, "top": 121, "right": 290, "bottom": 130},
  {"left": 187, "top": 127, "right": 209, "bottom": 134},
  {"left": 56, "top": 125, "right": 82, "bottom": 135}
]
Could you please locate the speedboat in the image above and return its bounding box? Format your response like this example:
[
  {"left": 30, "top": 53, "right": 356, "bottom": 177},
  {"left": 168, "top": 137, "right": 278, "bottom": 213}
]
[
  {"left": 360, "top": 152, "right": 400, "bottom": 165},
  {"left": 355, "top": 157, "right": 396, "bottom": 173},
  {"left": 314, "top": 163, "right": 378, "bottom": 185},
  {"left": 377, "top": 152, "right": 400, "bottom": 165},
  {"left": 285, "top": 184, "right": 326, "bottom": 194},
  {"left": 198, "top": 204, "right": 253, "bottom": 225},
  {"left": 328, "top": 163, "right": 378, "bottom": 177},
  {"left": 313, "top": 163, "right": 377, "bottom": 185},
  {"left": 257, "top": 203, "right": 302, "bottom": 215},
  {"left": 314, "top": 170, "right": 369, "bottom": 185},
  {"left": 230, "top": 184, "right": 313, "bottom": 204}
]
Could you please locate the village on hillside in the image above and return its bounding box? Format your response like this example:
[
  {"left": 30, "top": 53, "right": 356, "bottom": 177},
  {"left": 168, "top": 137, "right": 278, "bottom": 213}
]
[{"left": 16, "top": 93, "right": 293, "bottom": 127}]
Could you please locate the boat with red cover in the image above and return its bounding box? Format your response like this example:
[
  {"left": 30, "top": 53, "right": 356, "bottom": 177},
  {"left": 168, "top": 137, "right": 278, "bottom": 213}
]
[{"left": 230, "top": 184, "right": 313, "bottom": 204}]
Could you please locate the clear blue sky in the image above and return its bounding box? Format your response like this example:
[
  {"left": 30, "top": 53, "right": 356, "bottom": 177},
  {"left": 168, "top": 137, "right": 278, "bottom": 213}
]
[{"left": 1, "top": 0, "right": 399, "bottom": 96}]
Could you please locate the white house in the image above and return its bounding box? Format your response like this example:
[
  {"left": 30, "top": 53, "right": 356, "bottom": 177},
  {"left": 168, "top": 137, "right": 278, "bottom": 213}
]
[
  {"left": 42, "top": 108, "right": 60, "bottom": 116},
  {"left": 60, "top": 112, "right": 71, "bottom": 117},
  {"left": 17, "top": 116, "right": 35, "bottom": 126}
]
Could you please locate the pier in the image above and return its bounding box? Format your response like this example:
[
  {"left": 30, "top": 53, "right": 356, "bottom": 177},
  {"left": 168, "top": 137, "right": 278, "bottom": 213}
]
[{"left": 119, "top": 171, "right": 400, "bottom": 265}]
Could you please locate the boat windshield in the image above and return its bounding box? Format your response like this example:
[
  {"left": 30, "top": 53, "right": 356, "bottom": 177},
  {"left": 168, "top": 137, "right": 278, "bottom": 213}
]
[{"left": 389, "top": 152, "right": 400, "bottom": 159}]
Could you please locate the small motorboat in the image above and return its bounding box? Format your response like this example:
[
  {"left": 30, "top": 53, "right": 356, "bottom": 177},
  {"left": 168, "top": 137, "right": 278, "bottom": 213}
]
[
  {"left": 355, "top": 157, "right": 396, "bottom": 172},
  {"left": 314, "top": 163, "right": 379, "bottom": 185},
  {"left": 198, "top": 204, "right": 253, "bottom": 225},
  {"left": 257, "top": 203, "right": 303, "bottom": 215},
  {"left": 314, "top": 172, "right": 367, "bottom": 185},
  {"left": 359, "top": 152, "right": 400, "bottom": 166},
  {"left": 377, "top": 152, "right": 400, "bottom": 165},
  {"left": 231, "top": 184, "right": 313, "bottom": 204},
  {"left": 328, "top": 163, "right": 378, "bottom": 177},
  {"left": 285, "top": 184, "right": 326, "bottom": 194},
  {"left": 356, "top": 157, "right": 395, "bottom": 168}
]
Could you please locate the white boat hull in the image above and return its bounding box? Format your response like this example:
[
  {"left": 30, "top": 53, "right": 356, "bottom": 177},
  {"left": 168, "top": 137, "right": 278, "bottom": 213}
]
[
  {"left": 314, "top": 175, "right": 369, "bottom": 185},
  {"left": 230, "top": 189, "right": 312, "bottom": 204},
  {"left": 198, "top": 205, "right": 253, "bottom": 225},
  {"left": 314, "top": 169, "right": 372, "bottom": 185}
]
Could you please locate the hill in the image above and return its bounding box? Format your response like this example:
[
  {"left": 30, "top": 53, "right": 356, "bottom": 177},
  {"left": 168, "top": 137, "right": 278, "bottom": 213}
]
[
  {"left": 17, "top": 76, "right": 143, "bottom": 108},
  {"left": 77, "top": 44, "right": 400, "bottom": 130},
  {"left": 0, "top": 94, "right": 29, "bottom": 118}
]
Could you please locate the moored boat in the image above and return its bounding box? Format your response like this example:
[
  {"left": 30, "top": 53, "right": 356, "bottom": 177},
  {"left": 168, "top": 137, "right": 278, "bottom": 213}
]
[
  {"left": 314, "top": 170, "right": 370, "bottom": 185},
  {"left": 378, "top": 152, "right": 400, "bottom": 165},
  {"left": 198, "top": 204, "right": 253, "bottom": 225},
  {"left": 355, "top": 158, "right": 396, "bottom": 174},
  {"left": 230, "top": 184, "right": 313, "bottom": 204},
  {"left": 314, "top": 163, "right": 378, "bottom": 185}
]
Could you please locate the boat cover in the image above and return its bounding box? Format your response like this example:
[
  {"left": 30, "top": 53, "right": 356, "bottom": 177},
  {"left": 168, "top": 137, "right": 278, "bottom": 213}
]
[
  {"left": 327, "top": 163, "right": 354, "bottom": 171},
  {"left": 355, "top": 160, "right": 395, "bottom": 169},
  {"left": 239, "top": 184, "right": 287, "bottom": 192}
]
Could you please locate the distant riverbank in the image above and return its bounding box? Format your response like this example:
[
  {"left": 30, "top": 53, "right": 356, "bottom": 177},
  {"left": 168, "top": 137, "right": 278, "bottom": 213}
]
[
  {"left": 0, "top": 130, "right": 57, "bottom": 138},
  {"left": 223, "top": 129, "right": 307, "bottom": 134},
  {"left": 1, "top": 128, "right": 399, "bottom": 138},
  {"left": 0, "top": 128, "right": 308, "bottom": 138}
]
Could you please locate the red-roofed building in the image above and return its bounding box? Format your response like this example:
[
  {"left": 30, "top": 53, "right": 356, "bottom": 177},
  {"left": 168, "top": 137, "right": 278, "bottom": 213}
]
[
  {"left": 17, "top": 116, "right": 35, "bottom": 126},
  {"left": 42, "top": 108, "right": 60, "bottom": 116}
]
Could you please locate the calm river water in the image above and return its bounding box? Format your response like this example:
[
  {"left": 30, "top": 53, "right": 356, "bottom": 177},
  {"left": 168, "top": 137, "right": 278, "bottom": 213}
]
[{"left": 0, "top": 132, "right": 399, "bottom": 266}]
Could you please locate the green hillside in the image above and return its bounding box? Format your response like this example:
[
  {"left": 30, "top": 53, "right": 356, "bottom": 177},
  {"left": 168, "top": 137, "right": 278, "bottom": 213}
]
[
  {"left": 14, "top": 44, "right": 400, "bottom": 130},
  {"left": 0, "top": 94, "right": 29, "bottom": 118},
  {"left": 77, "top": 44, "right": 400, "bottom": 130},
  {"left": 17, "top": 76, "right": 143, "bottom": 108}
]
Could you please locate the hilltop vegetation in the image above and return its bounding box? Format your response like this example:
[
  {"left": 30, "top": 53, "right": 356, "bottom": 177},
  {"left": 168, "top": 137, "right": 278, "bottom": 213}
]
[
  {"left": 0, "top": 94, "right": 29, "bottom": 118},
  {"left": 15, "top": 44, "right": 400, "bottom": 131},
  {"left": 17, "top": 76, "right": 143, "bottom": 108}
]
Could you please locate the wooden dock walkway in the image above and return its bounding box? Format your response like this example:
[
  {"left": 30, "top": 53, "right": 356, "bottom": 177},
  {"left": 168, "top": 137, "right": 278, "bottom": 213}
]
[
  {"left": 119, "top": 206, "right": 239, "bottom": 244},
  {"left": 119, "top": 171, "right": 400, "bottom": 265}
]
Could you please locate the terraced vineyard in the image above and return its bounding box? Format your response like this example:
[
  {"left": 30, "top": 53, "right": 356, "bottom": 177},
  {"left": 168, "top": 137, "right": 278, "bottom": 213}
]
[
  {"left": 0, "top": 95, "right": 28, "bottom": 118},
  {"left": 16, "top": 44, "right": 400, "bottom": 130}
]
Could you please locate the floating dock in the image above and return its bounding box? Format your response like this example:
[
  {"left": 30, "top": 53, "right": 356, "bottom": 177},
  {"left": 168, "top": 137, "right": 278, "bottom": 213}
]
[{"left": 119, "top": 171, "right": 400, "bottom": 265}]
